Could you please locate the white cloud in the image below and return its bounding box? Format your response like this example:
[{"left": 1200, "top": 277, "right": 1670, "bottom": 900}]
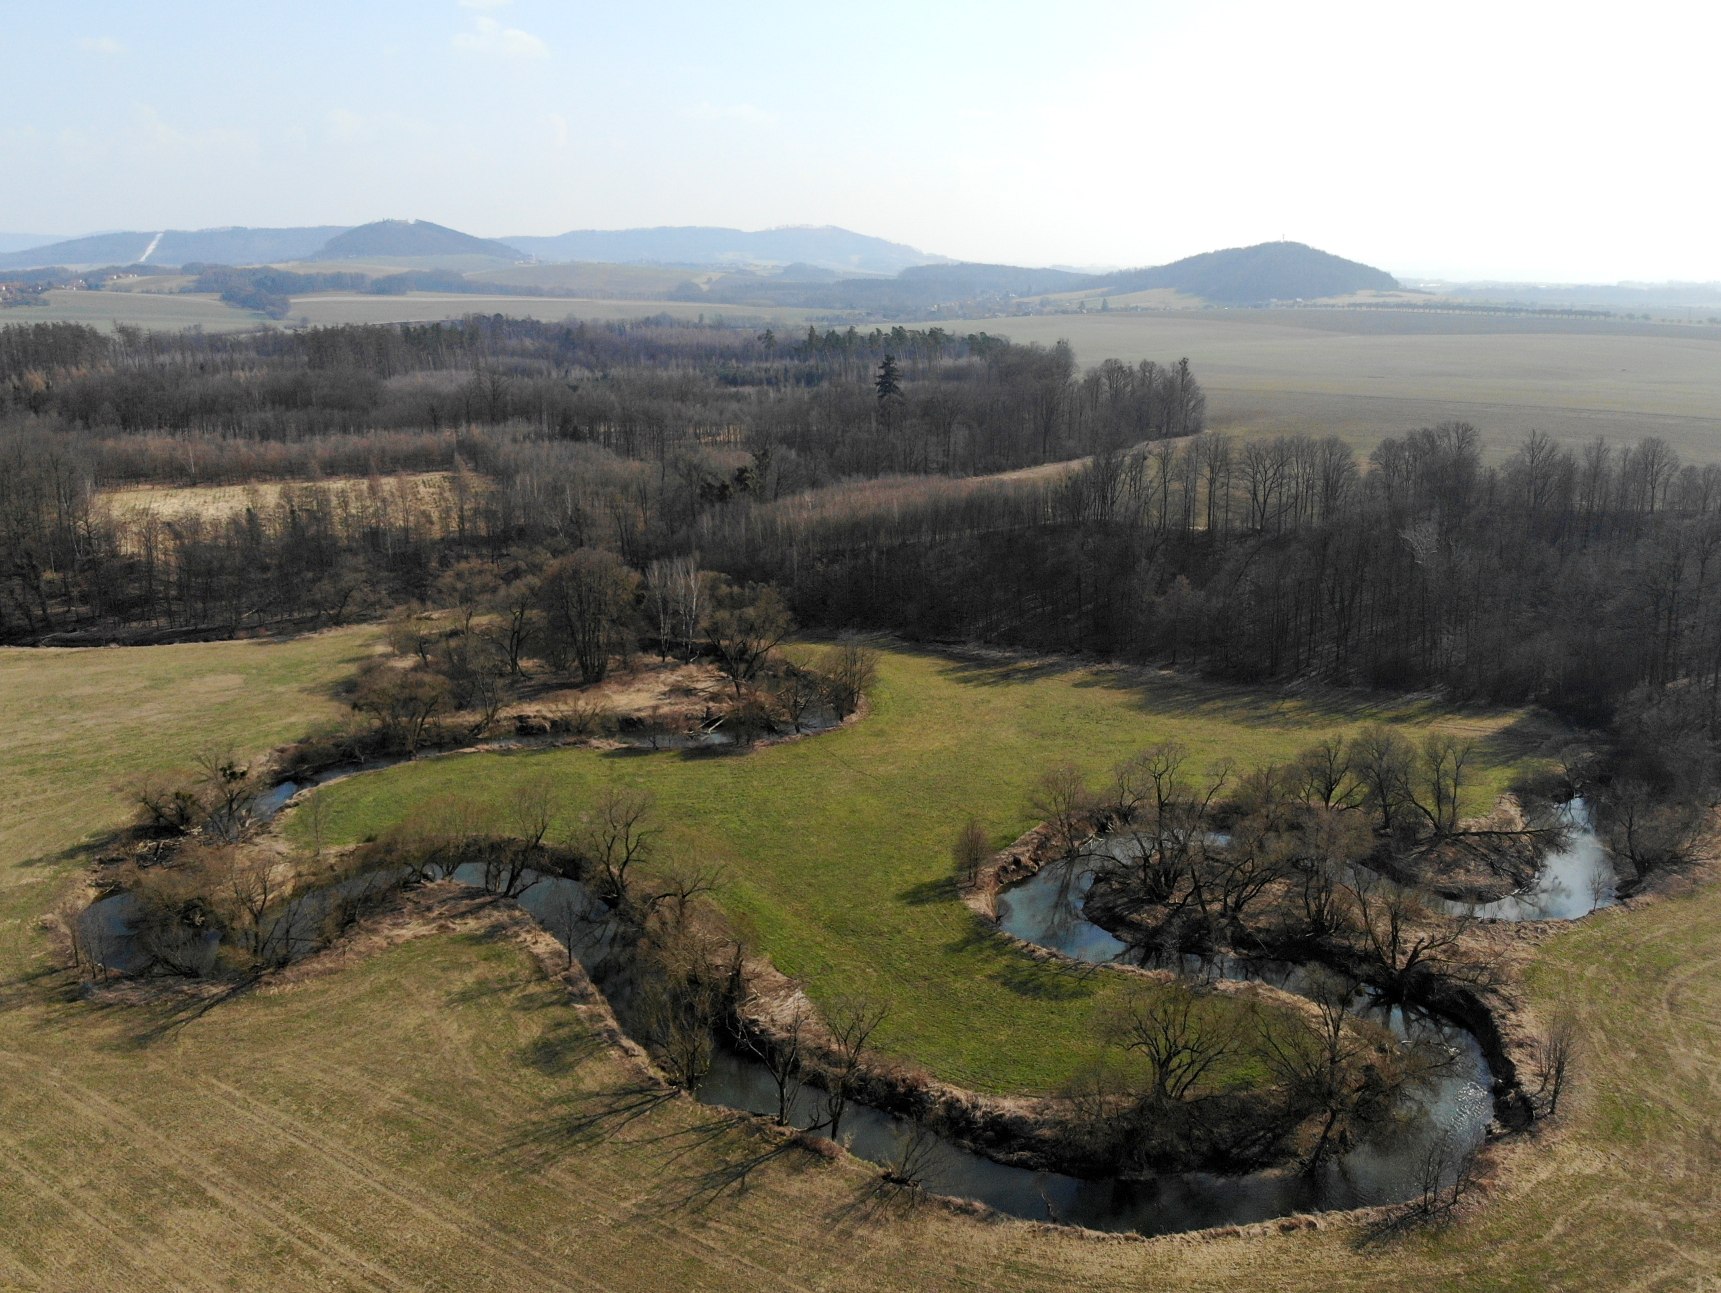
[
  {"left": 457, "top": 0, "right": 512, "bottom": 7},
  {"left": 76, "top": 36, "right": 124, "bottom": 55},
  {"left": 452, "top": 16, "right": 547, "bottom": 59}
]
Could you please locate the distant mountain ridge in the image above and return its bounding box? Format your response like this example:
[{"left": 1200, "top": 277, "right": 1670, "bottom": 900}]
[
  {"left": 0, "top": 219, "right": 1398, "bottom": 312},
  {"left": 0, "top": 226, "right": 349, "bottom": 271},
  {"left": 503, "top": 225, "right": 944, "bottom": 276}
]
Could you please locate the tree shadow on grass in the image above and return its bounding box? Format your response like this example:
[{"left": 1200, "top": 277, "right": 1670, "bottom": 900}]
[
  {"left": 0, "top": 960, "right": 81, "bottom": 1012},
  {"left": 517, "top": 1018, "right": 609, "bottom": 1076},
  {"left": 114, "top": 977, "right": 258, "bottom": 1049},
  {"left": 1474, "top": 708, "right": 1571, "bottom": 778},
  {"left": 444, "top": 970, "right": 533, "bottom": 1006},
  {"left": 898, "top": 875, "right": 958, "bottom": 906},
  {"left": 820, "top": 1171, "right": 936, "bottom": 1232},
  {"left": 936, "top": 656, "right": 1088, "bottom": 689},
  {"left": 945, "top": 918, "right": 1101, "bottom": 1002},
  {"left": 987, "top": 952, "right": 1102, "bottom": 1002},
  {"left": 494, "top": 1082, "right": 683, "bottom": 1167},
  {"left": 501, "top": 1079, "right": 836, "bottom": 1216},
  {"left": 644, "top": 1120, "right": 813, "bottom": 1214},
  {"left": 15, "top": 832, "right": 126, "bottom": 870}
]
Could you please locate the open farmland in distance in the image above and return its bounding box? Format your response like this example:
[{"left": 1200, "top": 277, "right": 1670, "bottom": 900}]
[
  {"left": 957, "top": 309, "right": 1721, "bottom": 462},
  {"left": 6, "top": 290, "right": 833, "bottom": 334},
  {"left": 12, "top": 289, "right": 271, "bottom": 332},
  {"left": 285, "top": 293, "right": 832, "bottom": 330},
  {"left": 20, "top": 289, "right": 1721, "bottom": 464}
]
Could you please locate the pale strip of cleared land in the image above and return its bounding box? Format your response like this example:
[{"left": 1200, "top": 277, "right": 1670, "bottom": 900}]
[{"left": 99, "top": 472, "right": 468, "bottom": 523}]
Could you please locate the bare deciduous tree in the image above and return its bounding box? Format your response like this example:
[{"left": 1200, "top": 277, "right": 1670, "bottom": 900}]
[
  {"left": 1256, "top": 970, "right": 1443, "bottom": 1174},
  {"left": 1532, "top": 1016, "right": 1577, "bottom": 1118},
  {"left": 951, "top": 817, "right": 990, "bottom": 889},
  {"left": 706, "top": 581, "right": 793, "bottom": 697},
  {"left": 1111, "top": 979, "right": 1234, "bottom": 1107},
  {"left": 1413, "top": 733, "right": 1475, "bottom": 837},
  {"left": 1030, "top": 762, "right": 1094, "bottom": 859},
  {"left": 734, "top": 997, "right": 811, "bottom": 1127},
  {"left": 1352, "top": 725, "right": 1415, "bottom": 834},
  {"left": 767, "top": 659, "right": 821, "bottom": 733},
  {"left": 818, "top": 636, "right": 880, "bottom": 718},
  {"left": 195, "top": 749, "right": 263, "bottom": 845},
  {"left": 1296, "top": 734, "right": 1364, "bottom": 811},
  {"left": 581, "top": 786, "right": 656, "bottom": 905},
  {"left": 821, "top": 995, "right": 889, "bottom": 1143},
  {"left": 489, "top": 775, "right": 555, "bottom": 897}
]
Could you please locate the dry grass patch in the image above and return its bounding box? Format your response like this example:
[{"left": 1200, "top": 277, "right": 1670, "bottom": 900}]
[{"left": 100, "top": 472, "right": 470, "bottom": 526}]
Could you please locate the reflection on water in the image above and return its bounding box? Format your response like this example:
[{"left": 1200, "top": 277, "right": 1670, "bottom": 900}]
[
  {"left": 1443, "top": 798, "right": 1614, "bottom": 922},
  {"left": 696, "top": 1023, "right": 1489, "bottom": 1236},
  {"left": 995, "top": 859, "right": 1127, "bottom": 961},
  {"left": 987, "top": 841, "right": 1495, "bottom": 1231}
]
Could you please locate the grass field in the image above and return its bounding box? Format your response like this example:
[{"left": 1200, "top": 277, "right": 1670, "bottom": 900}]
[
  {"left": 1, "top": 633, "right": 1718, "bottom": 1288},
  {"left": 954, "top": 309, "right": 1721, "bottom": 463},
  {"left": 0, "top": 630, "right": 379, "bottom": 879},
  {"left": 301, "top": 647, "right": 1547, "bottom": 1093}
]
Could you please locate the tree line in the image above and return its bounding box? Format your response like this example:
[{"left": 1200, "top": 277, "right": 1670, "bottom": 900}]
[{"left": 705, "top": 422, "right": 1721, "bottom": 726}]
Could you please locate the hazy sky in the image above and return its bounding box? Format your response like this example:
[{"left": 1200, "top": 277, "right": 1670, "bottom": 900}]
[{"left": 3, "top": 0, "right": 1716, "bottom": 282}]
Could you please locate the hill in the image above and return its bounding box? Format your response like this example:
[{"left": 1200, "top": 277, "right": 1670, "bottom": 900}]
[
  {"left": 0, "top": 226, "right": 348, "bottom": 271},
  {"left": 1095, "top": 241, "right": 1398, "bottom": 303},
  {"left": 310, "top": 219, "right": 524, "bottom": 263},
  {"left": 503, "top": 224, "right": 942, "bottom": 275}
]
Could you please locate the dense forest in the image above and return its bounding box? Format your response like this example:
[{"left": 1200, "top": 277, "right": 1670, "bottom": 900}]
[{"left": 4, "top": 313, "right": 1719, "bottom": 739}]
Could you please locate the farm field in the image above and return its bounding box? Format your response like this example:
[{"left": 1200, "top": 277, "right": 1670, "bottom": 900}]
[
  {"left": 954, "top": 309, "right": 1721, "bottom": 462},
  {"left": 10, "top": 289, "right": 269, "bottom": 332},
  {"left": 302, "top": 646, "right": 1550, "bottom": 1091},
  {"left": 0, "top": 634, "right": 1717, "bottom": 1289},
  {"left": 5, "top": 290, "right": 828, "bottom": 333},
  {"left": 286, "top": 293, "right": 827, "bottom": 329},
  {"left": 479, "top": 261, "right": 725, "bottom": 296}
]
